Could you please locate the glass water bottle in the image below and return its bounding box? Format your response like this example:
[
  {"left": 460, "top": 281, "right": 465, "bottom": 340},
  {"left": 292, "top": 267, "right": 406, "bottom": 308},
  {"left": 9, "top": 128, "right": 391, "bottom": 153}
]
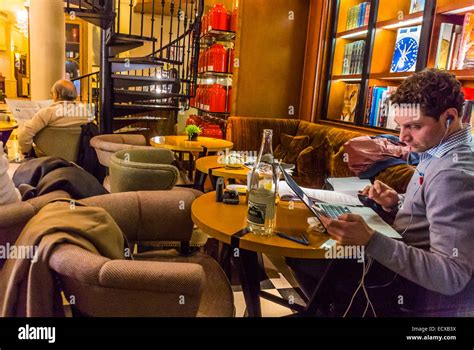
[{"left": 247, "top": 129, "right": 279, "bottom": 236}]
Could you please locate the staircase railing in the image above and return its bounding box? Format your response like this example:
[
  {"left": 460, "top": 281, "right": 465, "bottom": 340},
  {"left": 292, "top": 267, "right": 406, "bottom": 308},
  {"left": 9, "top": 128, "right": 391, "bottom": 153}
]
[
  {"left": 64, "top": 0, "right": 204, "bottom": 133},
  {"left": 71, "top": 71, "right": 100, "bottom": 121},
  {"left": 112, "top": 0, "right": 204, "bottom": 104}
]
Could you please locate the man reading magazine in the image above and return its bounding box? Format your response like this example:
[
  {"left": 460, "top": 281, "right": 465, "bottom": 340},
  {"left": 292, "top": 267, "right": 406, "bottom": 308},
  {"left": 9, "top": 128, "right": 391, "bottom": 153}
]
[{"left": 286, "top": 69, "right": 474, "bottom": 317}]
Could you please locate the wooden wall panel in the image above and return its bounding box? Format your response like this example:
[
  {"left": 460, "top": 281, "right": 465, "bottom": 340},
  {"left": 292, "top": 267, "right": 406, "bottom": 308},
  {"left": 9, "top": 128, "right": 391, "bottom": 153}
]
[
  {"left": 299, "top": 0, "right": 331, "bottom": 122},
  {"left": 233, "top": 0, "right": 310, "bottom": 118}
]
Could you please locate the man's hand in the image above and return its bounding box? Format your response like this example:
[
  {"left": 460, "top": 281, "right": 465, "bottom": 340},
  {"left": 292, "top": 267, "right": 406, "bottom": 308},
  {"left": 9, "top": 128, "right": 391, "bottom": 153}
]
[
  {"left": 319, "top": 214, "right": 375, "bottom": 246},
  {"left": 360, "top": 180, "right": 399, "bottom": 210}
]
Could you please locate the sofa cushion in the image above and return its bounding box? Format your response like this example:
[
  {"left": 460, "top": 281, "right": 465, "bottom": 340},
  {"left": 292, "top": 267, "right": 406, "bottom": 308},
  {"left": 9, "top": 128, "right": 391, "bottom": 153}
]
[
  {"left": 294, "top": 145, "right": 327, "bottom": 188},
  {"left": 274, "top": 133, "right": 310, "bottom": 164},
  {"left": 296, "top": 120, "right": 332, "bottom": 148},
  {"left": 226, "top": 117, "right": 300, "bottom": 152}
]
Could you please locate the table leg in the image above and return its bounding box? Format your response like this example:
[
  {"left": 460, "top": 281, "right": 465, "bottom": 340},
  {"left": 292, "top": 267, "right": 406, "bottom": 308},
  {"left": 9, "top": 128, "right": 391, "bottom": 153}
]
[
  {"left": 297, "top": 260, "right": 335, "bottom": 317},
  {"left": 188, "top": 152, "right": 194, "bottom": 181},
  {"left": 193, "top": 170, "right": 207, "bottom": 191},
  {"left": 208, "top": 172, "right": 218, "bottom": 190},
  {"left": 234, "top": 249, "right": 262, "bottom": 317},
  {"left": 217, "top": 242, "right": 232, "bottom": 281}
]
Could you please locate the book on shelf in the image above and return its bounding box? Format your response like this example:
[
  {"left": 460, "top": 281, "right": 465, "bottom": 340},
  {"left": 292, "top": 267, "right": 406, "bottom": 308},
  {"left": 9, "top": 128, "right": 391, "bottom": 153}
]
[
  {"left": 364, "top": 86, "right": 398, "bottom": 129},
  {"left": 434, "top": 13, "right": 473, "bottom": 71},
  {"left": 447, "top": 25, "right": 463, "bottom": 70},
  {"left": 390, "top": 26, "right": 421, "bottom": 73},
  {"left": 342, "top": 40, "right": 365, "bottom": 75},
  {"left": 345, "top": 2, "right": 370, "bottom": 31},
  {"left": 340, "top": 84, "right": 360, "bottom": 123},
  {"left": 409, "top": 0, "right": 425, "bottom": 14},
  {"left": 457, "top": 13, "right": 474, "bottom": 70},
  {"left": 435, "top": 23, "right": 454, "bottom": 70}
]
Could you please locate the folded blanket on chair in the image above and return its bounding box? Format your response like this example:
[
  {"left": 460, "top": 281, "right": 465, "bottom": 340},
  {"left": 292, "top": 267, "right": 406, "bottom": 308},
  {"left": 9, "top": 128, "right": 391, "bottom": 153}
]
[{"left": 0, "top": 201, "right": 125, "bottom": 317}]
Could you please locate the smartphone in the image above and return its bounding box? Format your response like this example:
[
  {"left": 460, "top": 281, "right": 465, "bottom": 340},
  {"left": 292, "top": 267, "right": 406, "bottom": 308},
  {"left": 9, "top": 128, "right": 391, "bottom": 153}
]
[{"left": 310, "top": 204, "right": 329, "bottom": 232}]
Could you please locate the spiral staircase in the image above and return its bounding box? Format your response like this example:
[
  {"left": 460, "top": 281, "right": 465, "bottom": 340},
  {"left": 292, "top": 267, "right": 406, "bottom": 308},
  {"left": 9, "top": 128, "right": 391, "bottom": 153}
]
[{"left": 64, "top": 0, "right": 204, "bottom": 134}]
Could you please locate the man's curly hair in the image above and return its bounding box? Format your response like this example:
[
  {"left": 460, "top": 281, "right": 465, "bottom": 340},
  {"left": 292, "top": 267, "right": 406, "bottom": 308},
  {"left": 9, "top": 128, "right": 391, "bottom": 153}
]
[{"left": 389, "top": 68, "right": 465, "bottom": 120}]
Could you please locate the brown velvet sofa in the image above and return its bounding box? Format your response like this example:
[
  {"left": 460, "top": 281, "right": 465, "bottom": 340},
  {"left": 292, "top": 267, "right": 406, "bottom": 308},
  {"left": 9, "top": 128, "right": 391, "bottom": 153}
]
[{"left": 226, "top": 117, "right": 414, "bottom": 193}]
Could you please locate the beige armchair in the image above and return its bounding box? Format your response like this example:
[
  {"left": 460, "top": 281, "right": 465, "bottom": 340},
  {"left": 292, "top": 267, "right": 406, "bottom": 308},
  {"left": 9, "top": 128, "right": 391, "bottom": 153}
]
[
  {"left": 90, "top": 134, "right": 148, "bottom": 166},
  {"left": 33, "top": 126, "right": 82, "bottom": 162},
  {"left": 91, "top": 134, "right": 206, "bottom": 249},
  {"left": 90, "top": 134, "right": 192, "bottom": 190},
  {"left": 109, "top": 148, "right": 179, "bottom": 192},
  {"left": 48, "top": 191, "right": 234, "bottom": 317}
]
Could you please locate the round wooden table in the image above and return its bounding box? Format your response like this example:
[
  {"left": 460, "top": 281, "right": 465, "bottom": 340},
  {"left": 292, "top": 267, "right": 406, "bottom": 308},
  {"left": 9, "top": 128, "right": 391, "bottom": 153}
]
[
  {"left": 192, "top": 191, "right": 334, "bottom": 317},
  {"left": 195, "top": 155, "right": 249, "bottom": 182},
  {"left": 0, "top": 120, "right": 18, "bottom": 145},
  {"left": 150, "top": 136, "right": 234, "bottom": 181},
  {"left": 192, "top": 191, "right": 329, "bottom": 259},
  {"left": 150, "top": 135, "right": 233, "bottom": 153}
]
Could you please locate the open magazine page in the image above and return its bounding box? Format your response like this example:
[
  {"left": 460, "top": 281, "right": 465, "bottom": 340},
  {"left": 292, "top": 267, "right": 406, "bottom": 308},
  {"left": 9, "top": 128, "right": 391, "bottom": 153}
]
[
  {"left": 5, "top": 99, "right": 53, "bottom": 123},
  {"left": 326, "top": 177, "right": 371, "bottom": 197},
  {"left": 278, "top": 181, "right": 363, "bottom": 206}
]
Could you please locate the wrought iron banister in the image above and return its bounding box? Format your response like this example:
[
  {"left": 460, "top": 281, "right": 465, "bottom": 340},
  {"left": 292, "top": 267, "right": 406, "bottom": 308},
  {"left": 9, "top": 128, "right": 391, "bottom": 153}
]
[{"left": 71, "top": 71, "right": 100, "bottom": 121}]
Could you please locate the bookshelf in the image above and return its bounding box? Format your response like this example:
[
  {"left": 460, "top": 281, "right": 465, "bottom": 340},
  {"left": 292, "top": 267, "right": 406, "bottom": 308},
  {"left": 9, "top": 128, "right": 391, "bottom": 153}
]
[{"left": 321, "top": 0, "right": 474, "bottom": 133}]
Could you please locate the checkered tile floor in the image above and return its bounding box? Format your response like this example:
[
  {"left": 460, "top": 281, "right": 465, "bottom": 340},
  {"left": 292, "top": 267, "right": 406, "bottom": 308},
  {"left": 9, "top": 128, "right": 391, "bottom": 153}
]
[{"left": 232, "top": 254, "right": 307, "bottom": 317}]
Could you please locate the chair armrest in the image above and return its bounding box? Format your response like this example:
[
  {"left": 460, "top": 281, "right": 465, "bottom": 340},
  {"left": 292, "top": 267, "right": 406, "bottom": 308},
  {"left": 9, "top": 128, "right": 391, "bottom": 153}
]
[
  {"left": 99, "top": 259, "right": 205, "bottom": 295},
  {"left": 109, "top": 162, "right": 179, "bottom": 191}
]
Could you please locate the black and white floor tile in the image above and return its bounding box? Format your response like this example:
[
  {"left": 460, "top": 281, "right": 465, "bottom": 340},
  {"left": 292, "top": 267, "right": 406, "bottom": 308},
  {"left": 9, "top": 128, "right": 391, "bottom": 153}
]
[{"left": 232, "top": 254, "right": 306, "bottom": 317}]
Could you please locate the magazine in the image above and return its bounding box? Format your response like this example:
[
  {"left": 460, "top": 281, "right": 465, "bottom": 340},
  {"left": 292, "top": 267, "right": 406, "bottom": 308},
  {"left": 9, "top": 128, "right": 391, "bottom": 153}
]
[{"left": 5, "top": 99, "right": 53, "bottom": 123}]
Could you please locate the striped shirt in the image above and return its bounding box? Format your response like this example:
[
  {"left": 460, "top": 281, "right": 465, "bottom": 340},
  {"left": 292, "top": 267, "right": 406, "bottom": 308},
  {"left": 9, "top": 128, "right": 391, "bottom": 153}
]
[{"left": 420, "top": 124, "right": 473, "bottom": 161}]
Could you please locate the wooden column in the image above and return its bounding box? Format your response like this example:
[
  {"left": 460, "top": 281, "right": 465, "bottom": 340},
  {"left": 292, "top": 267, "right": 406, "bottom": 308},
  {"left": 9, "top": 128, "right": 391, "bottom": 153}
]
[
  {"left": 299, "top": 0, "right": 331, "bottom": 122},
  {"left": 29, "top": 0, "right": 65, "bottom": 100}
]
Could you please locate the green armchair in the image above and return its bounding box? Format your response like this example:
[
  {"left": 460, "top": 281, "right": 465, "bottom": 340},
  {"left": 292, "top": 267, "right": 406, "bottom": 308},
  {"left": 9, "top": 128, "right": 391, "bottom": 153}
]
[
  {"left": 109, "top": 148, "right": 179, "bottom": 193},
  {"left": 33, "top": 126, "right": 82, "bottom": 162}
]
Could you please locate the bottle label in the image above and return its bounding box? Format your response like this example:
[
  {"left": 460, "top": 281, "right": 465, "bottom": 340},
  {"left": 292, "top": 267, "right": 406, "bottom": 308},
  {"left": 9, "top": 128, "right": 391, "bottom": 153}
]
[
  {"left": 247, "top": 200, "right": 267, "bottom": 225},
  {"left": 247, "top": 189, "right": 276, "bottom": 225}
]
